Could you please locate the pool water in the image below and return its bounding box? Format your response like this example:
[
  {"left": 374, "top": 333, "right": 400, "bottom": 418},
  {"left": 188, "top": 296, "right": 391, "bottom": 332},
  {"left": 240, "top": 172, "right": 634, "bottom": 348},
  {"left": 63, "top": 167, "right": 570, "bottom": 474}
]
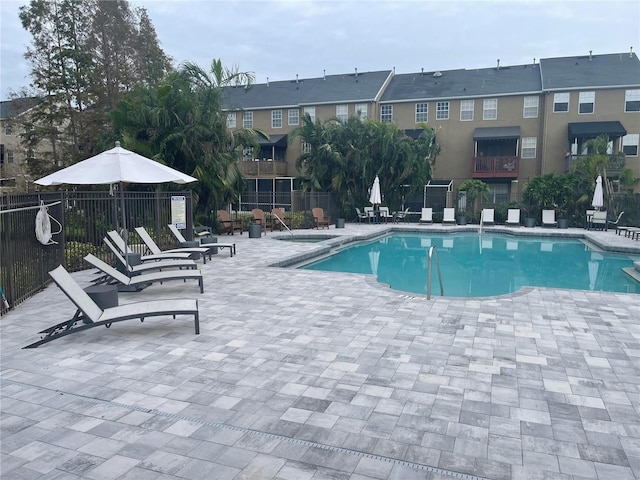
[{"left": 302, "top": 233, "right": 640, "bottom": 297}]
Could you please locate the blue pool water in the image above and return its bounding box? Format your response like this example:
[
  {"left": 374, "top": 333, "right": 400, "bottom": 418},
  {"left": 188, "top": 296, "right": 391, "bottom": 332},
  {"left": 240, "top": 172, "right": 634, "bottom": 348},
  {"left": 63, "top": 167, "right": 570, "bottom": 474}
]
[{"left": 302, "top": 233, "right": 640, "bottom": 297}]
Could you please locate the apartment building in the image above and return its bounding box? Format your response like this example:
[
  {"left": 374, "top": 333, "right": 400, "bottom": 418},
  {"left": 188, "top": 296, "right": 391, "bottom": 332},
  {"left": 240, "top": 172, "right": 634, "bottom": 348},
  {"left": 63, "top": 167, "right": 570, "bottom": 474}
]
[
  {"left": 0, "top": 98, "right": 38, "bottom": 192},
  {"left": 222, "top": 50, "right": 640, "bottom": 206}
]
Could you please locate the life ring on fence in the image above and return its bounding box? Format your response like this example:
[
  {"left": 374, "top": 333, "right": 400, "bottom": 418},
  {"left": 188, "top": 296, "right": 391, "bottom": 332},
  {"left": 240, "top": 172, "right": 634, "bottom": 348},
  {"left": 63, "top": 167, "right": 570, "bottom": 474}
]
[{"left": 35, "top": 203, "right": 62, "bottom": 245}]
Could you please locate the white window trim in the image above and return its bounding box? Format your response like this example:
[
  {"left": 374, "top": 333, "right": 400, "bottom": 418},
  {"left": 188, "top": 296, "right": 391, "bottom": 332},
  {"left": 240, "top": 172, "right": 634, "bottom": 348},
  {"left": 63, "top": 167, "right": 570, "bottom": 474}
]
[
  {"left": 623, "top": 134, "right": 639, "bottom": 156},
  {"left": 483, "top": 99, "right": 497, "bottom": 121},
  {"left": 578, "top": 91, "right": 595, "bottom": 115},
  {"left": 226, "top": 112, "right": 236, "bottom": 128},
  {"left": 436, "top": 101, "right": 449, "bottom": 120},
  {"left": 521, "top": 137, "right": 537, "bottom": 159},
  {"left": 355, "top": 103, "right": 368, "bottom": 120},
  {"left": 336, "top": 105, "right": 348, "bottom": 122},
  {"left": 624, "top": 89, "right": 640, "bottom": 112},
  {"left": 523, "top": 96, "right": 538, "bottom": 118},
  {"left": 460, "top": 100, "right": 474, "bottom": 121},
  {"left": 415, "top": 103, "right": 428, "bottom": 123},
  {"left": 271, "top": 110, "right": 282, "bottom": 129},
  {"left": 553, "top": 92, "right": 570, "bottom": 113},
  {"left": 288, "top": 108, "right": 299, "bottom": 126},
  {"left": 380, "top": 105, "right": 393, "bottom": 123},
  {"left": 303, "top": 106, "right": 316, "bottom": 123},
  {"left": 242, "top": 111, "right": 253, "bottom": 128}
]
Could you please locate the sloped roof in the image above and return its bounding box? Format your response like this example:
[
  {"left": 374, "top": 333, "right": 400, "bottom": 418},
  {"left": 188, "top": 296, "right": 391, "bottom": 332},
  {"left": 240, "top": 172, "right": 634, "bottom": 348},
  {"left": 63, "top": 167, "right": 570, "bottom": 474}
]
[
  {"left": 540, "top": 52, "right": 640, "bottom": 90},
  {"left": 0, "top": 97, "right": 38, "bottom": 119},
  {"left": 222, "top": 70, "right": 392, "bottom": 110},
  {"left": 380, "top": 64, "right": 542, "bottom": 102}
]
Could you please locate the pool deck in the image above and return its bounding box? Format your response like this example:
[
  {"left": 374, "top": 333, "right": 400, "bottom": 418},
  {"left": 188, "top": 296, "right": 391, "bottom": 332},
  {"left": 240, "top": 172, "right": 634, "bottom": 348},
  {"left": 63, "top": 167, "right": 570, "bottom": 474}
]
[{"left": 1, "top": 223, "right": 639, "bottom": 480}]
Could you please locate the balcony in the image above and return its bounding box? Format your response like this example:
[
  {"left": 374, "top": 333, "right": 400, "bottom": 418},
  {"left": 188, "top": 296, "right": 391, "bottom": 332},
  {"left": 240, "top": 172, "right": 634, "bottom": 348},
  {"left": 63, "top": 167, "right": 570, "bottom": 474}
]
[
  {"left": 472, "top": 156, "right": 519, "bottom": 179},
  {"left": 565, "top": 153, "right": 626, "bottom": 176},
  {"left": 237, "top": 159, "right": 288, "bottom": 177}
]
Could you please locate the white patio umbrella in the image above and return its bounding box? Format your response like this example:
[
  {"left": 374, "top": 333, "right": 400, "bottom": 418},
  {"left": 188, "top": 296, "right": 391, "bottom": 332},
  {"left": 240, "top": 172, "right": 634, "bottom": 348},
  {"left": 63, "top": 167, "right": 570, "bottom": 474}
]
[
  {"left": 369, "top": 175, "right": 382, "bottom": 205},
  {"left": 35, "top": 141, "right": 197, "bottom": 266},
  {"left": 591, "top": 175, "right": 604, "bottom": 211}
]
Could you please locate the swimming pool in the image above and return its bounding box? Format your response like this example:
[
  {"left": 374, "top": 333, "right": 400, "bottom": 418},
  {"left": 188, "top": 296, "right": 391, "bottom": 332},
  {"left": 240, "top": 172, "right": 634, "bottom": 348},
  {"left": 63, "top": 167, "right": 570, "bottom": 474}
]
[{"left": 301, "top": 233, "right": 640, "bottom": 297}]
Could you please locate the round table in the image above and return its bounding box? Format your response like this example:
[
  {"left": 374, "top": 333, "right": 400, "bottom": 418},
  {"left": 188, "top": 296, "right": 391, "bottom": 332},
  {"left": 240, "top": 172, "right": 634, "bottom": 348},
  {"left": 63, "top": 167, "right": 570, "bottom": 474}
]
[{"left": 84, "top": 284, "right": 118, "bottom": 309}]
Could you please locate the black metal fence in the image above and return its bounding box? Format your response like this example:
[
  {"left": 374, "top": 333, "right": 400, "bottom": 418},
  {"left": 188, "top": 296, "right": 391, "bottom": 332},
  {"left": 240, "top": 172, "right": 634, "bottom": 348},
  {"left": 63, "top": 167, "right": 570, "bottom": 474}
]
[{"left": 1, "top": 190, "right": 194, "bottom": 315}]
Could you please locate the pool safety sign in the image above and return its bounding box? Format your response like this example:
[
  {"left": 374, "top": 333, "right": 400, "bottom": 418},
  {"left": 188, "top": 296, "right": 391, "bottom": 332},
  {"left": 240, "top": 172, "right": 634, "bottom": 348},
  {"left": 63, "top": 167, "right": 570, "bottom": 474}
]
[{"left": 171, "top": 196, "right": 186, "bottom": 229}]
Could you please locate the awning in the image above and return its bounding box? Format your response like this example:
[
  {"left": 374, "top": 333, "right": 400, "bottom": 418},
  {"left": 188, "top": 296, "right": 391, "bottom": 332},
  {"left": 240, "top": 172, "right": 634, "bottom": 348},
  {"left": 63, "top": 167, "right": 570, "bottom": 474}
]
[
  {"left": 473, "top": 126, "right": 521, "bottom": 140},
  {"left": 258, "top": 134, "right": 288, "bottom": 148},
  {"left": 568, "top": 121, "right": 627, "bottom": 140}
]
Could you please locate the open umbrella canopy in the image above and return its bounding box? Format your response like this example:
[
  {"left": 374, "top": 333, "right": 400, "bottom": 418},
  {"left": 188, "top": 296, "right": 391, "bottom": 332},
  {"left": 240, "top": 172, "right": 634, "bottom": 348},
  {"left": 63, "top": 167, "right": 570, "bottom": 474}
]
[
  {"left": 35, "top": 141, "right": 197, "bottom": 186},
  {"left": 591, "top": 175, "right": 604, "bottom": 210},
  {"left": 369, "top": 175, "right": 382, "bottom": 205}
]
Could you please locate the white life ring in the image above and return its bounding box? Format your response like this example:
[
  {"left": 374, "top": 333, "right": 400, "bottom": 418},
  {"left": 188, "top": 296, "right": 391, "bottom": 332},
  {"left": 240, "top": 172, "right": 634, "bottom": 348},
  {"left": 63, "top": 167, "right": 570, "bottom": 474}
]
[{"left": 35, "top": 206, "right": 53, "bottom": 245}]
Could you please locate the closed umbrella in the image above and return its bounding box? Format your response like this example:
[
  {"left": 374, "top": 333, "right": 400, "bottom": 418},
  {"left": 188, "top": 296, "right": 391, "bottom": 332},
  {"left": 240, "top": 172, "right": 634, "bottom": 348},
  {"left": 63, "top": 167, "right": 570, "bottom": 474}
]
[
  {"left": 35, "top": 141, "right": 197, "bottom": 267},
  {"left": 369, "top": 175, "right": 382, "bottom": 205},
  {"left": 591, "top": 175, "right": 604, "bottom": 211}
]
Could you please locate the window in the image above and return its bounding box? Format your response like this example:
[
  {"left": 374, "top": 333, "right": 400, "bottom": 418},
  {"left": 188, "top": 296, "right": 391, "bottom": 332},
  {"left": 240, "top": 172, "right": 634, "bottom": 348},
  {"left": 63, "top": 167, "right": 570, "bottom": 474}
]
[
  {"left": 4, "top": 125, "right": 12, "bottom": 136},
  {"left": 483, "top": 99, "right": 497, "bottom": 120},
  {"left": 436, "top": 101, "right": 449, "bottom": 120},
  {"left": 523, "top": 96, "right": 538, "bottom": 118},
  {"left": 242, "top": 111, "right": 253, "bottom": 128},
  {"left": 488, "top": 183, "right": 509, "bottom": 204},
  {"left": 7, "top": 150, "right": 14, "bottom": 163},
  {"left": 553, "top": 92, "right": 569, "bottom": 112},
  {"left": 579, "top": 91, "right": 595, "bottom": 114},
  {"left": 355, "top": 103, "right": 367, "bottom": 120},
  {"left": 303, "top": 106, "right": 316, "bottom": 123},
  {"left": 380, "top": 105, "right": 393, "bottom": 123},
  {"left": 521, "top": 137, "right": 537, "bottom": 158},
  {"left": 288, "top": 109, "right": 299, "bottom": 126},
  {"left": 336, "top": 105, "right": 348, "bottom": 122},
  {"left": 623, "top": 134, "right": 639, "bottom": 156},
  {"left": 271, "top": 110, "right": 282, "bottom": 128},
  {"left": 226, "top": 113, "right": 236, "bottom": 128},
  {"left": 460, "top": 100, "right": 474, "bottom": 121},
  {"left": 415, "top": 103, "right": 428, "bottom": 122},
  {"left": 302, "top": 141, "right": 311, "bottom": 154},
  {"left": 625, "top": 89, "right": 640, "bottom": 112},
  {"left": 242, "top": 147, "right": 253, "bottom": 161}
]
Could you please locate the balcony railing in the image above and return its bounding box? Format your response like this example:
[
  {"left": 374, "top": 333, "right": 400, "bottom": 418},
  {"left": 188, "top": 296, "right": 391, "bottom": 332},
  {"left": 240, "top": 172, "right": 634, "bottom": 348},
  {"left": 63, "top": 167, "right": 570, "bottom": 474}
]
[
  {"left": 565, "top": 153, "right": 626, "bottom": 176},
  {"left": 237, "top": 159, "right": 288, "bottom": 177},
  {"left": 472, "top": 156, "right": 519, "bottom": 179}
]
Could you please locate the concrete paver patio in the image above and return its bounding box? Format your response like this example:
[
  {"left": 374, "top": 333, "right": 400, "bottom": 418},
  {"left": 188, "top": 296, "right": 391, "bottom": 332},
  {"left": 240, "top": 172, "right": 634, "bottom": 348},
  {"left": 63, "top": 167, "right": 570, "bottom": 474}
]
[{"left": 1, "top": 223, "right": 639, "bottom": 480}]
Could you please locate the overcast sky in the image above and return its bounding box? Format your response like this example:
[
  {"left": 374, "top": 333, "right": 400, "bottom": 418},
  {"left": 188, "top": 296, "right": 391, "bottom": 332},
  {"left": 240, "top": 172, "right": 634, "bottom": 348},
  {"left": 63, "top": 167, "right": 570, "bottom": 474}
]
[{"left": 1, "top": 0, "right": 639, "bottom": 99}]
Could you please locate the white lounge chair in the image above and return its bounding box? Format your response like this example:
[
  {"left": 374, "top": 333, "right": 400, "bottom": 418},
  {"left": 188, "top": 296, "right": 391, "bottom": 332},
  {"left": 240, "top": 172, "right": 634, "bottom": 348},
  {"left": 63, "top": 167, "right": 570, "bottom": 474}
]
[
  {"left": 167, "top": 224, "right": 236, "bottom": 257},
  {"left": 84, "top": 253, "right": 204, "bottom": 293},
  {"left": 607, "top": 211, "right": 624, "bottom": 230},
  {"left": 24, "top": 265, "right": 199, "bottom": 348},
  {"left": 135, "top": 226, "right": 210, "bottom": 263},
  {"left": 481, "top": 208, "right": 495, "bottom": 226},
  {"left": 393, "top": 208, "right": 410, "bottom": 223},
  {"left": 590, "top": 211, "right": 608, "bottom": 231},
  {"left": 442, "top": 208, "right": 456, "bottom": 225},
  {"left": 104, "top": 237, "right": 197, "bottom": 274},
  {"left": 106, "top": 230, "right": 192, "bottom": 262},
  {"left": 542, "top": 209, "right": 557, "bottom": 228},
  {"left": 505, "top": 209, "right": 520, "bottom": 227},
  {"left": 419, "top": 208, "right": 433, "bottom": 224}
]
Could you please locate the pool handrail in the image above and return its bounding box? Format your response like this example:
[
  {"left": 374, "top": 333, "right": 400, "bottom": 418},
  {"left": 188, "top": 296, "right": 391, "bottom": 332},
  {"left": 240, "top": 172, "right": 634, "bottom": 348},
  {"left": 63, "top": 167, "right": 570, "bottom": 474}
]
[
  {"left": 272, "top": 211, "right": 293, "bottom": 237},
  {"left": 427, "top": 246, "right": 444, "bottom": 299}
]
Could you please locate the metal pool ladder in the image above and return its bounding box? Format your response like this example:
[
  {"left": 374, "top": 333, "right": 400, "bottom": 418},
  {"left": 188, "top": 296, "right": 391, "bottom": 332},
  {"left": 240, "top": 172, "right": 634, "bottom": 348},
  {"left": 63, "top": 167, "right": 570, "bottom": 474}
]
[{"left": 427, "top": 246, "right": 444, "bottom": 299}]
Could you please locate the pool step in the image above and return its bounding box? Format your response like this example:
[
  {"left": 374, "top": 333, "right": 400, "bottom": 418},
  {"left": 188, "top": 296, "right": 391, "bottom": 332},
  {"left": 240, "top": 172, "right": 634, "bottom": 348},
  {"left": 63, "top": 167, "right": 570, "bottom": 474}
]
[{"left": 622, "top": 261, "right": 640, "bottom": 283}]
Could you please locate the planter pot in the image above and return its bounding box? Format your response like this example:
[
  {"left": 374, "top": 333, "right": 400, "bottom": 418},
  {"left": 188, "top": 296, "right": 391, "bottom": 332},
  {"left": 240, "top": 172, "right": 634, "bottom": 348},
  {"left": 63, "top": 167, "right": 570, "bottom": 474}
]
[
  {"left": 335, "top": 218, "right": 345, "bottom": 229},
  {"left": 457, "top": 216, "right": 467, "bottom": 225},
  {"left": 524, "top": 217, "right": 536, "bottom": 228},
  {"left": 248, "top": 224, "right": 262, "bottom": 238},
  {"left": 557, "top": 218, "right": 569, "bottom": 229}
]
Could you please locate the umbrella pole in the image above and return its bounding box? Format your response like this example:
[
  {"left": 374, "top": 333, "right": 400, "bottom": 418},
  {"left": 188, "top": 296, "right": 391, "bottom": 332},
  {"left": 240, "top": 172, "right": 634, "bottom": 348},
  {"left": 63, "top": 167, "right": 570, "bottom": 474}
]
[{"left": 120, "top": 181, "right": 129, "bottom": 269}]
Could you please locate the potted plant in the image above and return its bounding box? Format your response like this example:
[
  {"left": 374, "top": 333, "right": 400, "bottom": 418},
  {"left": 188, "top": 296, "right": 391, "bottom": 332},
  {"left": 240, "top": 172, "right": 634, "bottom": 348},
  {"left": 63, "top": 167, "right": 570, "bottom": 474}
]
[
  {"left": 523, "top": 173, "right": 572, "bottom": 228},
  {"left": 457, "top": 179, "right": 490, "bottom": 225}
]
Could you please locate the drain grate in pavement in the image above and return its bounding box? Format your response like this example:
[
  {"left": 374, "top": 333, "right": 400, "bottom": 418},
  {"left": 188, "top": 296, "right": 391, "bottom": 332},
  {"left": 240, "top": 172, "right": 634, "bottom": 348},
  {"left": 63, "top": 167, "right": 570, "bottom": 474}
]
[{"left": 4, "top": 380, "right": 491, "bottom": 480}]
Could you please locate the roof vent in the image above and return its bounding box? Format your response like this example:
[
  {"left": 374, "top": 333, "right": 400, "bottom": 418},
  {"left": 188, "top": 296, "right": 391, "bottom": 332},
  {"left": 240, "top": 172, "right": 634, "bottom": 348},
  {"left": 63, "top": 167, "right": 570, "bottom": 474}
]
[
  {"left": 433, "top": 71, "right": 442, "bottom": 77},
  {"left": 354, "top": 68, "right": 358, "bottom": 77},
  {"left": 296, "top": 74, "right": 299, "bottom": 84},
  {"left": 323, "top": 69, "right": 326, "bottom": 80},
  {"left": 631, "top": 46, "right": 634, "bottom": 58},
  {"left": 266, "top": 77, "right": 269, "bottom": 87},
  {"left": 496, "top": 58, "right": 500, "bottom": 70},
  {"left": 421, "top": 67, "right": 424, "bottom": 75},
  {"left": 589, "top": 50, "right": 593, "bottom": 61}
]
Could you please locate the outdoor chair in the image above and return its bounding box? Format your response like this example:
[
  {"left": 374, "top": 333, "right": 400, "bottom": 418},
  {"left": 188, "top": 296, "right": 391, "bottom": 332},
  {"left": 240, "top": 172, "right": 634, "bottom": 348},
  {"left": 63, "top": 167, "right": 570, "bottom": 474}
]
[
  {"left": 442, "top": 208, "right": 456, "bottom": 225},
  {"left": 585, "top": 209, "right": 596, "bottom": 229},
  {"left": 481, "top": 208, "right": 495, "bottom": 226},
  {"left": 393, "top": 208, "right": 410, "bottom": 223},
  {"left": 24, "top": 265, "right": 199, "bottom": 348},
  {"left": 355, "top": 207, "right": 368, "bottom": 223},
  {"left": 607, "top": 211, "right": 624, "bottom": 230},
  {"left": 84, "top": 253, "right": 204, "bottom": 293},
  {"left": 167, "top": 224, "right": 236, "bottom": 257},
  {"left": 271, "top": 208, "right": 292, "bottom": 231},
  {"left": 134, "top": 226, "right": 210, "bottom": 263},
  {"left": 106, "top": 230, "right": 192, "bottom": 262},
  {"left": 419, "top": 208, "right": 433, "bottom": 224},
  {"left": 542, "top": 209, "right": 557, "bottom": 228},
  {"left": 590, "top": 211, "right": 608, "bottom": 231},
  {"left": 379, "top": 206, "right": 393, "bottom": 223},
  {"left": 364, "top": 206, "right": 375, "bottom": 223},
  {"left": 217, "top": 210, "right": 243, "bottom": 235},
  {"left": 252, "top": 208, "right": 272, "bottom": 233},
  {"left": 312, "top": 207, "right": 330, "bottom": 229},
  {"left": 505, "top": 209, "right": 520, "bottom": 226},
  {"left": 104, "top": 237, "right": 198, "bottom": 274}
]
